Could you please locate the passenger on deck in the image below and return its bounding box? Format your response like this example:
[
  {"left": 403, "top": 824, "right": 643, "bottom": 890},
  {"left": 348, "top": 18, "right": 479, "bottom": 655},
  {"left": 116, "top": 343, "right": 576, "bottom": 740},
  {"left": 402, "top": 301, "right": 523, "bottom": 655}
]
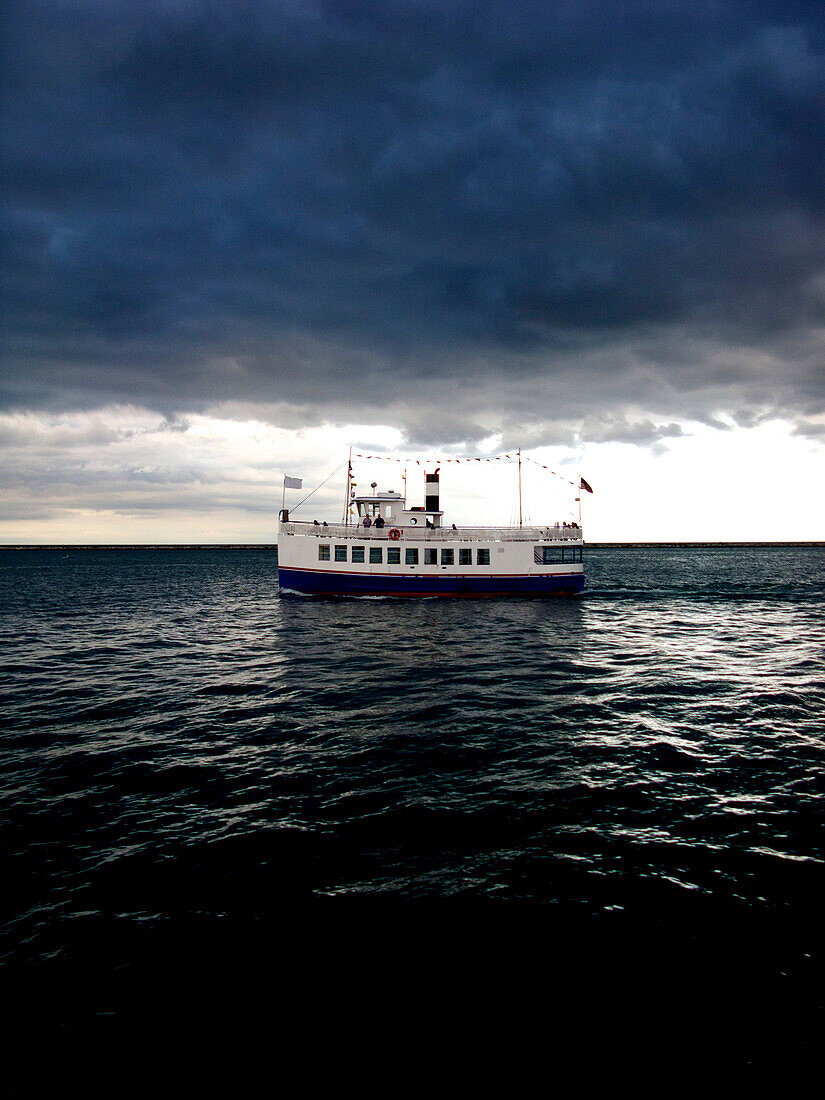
[
  {"left": 374, "top": 515, "right": 385, "bottom": 529},
  {"left": 363, "top": 514, "right": 372, "bottom": 529}
]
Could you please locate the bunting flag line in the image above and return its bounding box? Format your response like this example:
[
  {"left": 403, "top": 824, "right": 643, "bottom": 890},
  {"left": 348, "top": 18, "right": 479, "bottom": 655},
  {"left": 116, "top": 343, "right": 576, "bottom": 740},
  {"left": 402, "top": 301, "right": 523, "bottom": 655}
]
[
  {"left": 349, "top": 451, "right": 592, "bottom": 493},
  {"left": 523, "top": 456, "right": 594, "bottom": 493}
]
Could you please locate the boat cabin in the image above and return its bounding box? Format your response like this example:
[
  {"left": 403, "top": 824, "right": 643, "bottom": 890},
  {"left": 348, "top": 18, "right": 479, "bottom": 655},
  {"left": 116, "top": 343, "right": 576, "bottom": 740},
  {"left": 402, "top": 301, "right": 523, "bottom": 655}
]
[{"left": 354, "top": 471, "right": 444, "bottom": 528}]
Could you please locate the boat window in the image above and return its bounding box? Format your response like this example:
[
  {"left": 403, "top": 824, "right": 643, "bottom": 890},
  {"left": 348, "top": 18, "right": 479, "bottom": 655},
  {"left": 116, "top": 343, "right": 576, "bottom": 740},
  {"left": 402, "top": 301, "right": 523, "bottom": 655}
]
[
  {"left": 318, "top": 544, "right": 330, "bottom": 561},
  {"left": 387, "top": 547, "right": 401, "bottom": 564},
  {"left": 406, "top": 548, "right": 419, "bottom": 565},
  {"left": 441, "top": 549, "right": 454, "bottom": 565},
  {"left": 476, "top": 549, "right": 490, "bottom": 565},
  {"left": 534, "top": 546, "right": 563, "bottom": 565},
  {"left": 459, "top": 549, "right": 472, "bottom": 565},
  {"left": 424, "top": 548, "right": 437, "bottom": 565},
  {"left": 409, "top": 517, "right": 418, "bottom": 525},
  {"left": 334, "top": 545, "right": 347, "bottom": 562},
  {"left": 562, "top": 547, "right": 582, "bottom": 563},
  {"left": 352, "top": 546, "right": 365, "bottom": 563},
  {"left": 369, "top": 547, "right": 382, "bottom": 564}
]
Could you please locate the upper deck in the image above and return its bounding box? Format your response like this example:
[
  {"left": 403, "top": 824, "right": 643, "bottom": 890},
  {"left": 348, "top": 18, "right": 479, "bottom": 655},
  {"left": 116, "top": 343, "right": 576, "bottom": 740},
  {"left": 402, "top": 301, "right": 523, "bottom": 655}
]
[{"left": 279, "top": 520, "right": 583, "bottom": 543}]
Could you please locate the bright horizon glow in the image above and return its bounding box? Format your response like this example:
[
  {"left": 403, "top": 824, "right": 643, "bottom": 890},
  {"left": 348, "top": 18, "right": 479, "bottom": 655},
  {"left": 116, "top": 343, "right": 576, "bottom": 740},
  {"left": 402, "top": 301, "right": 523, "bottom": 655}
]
[{"left": 0, "top": 409, "right": 823, "bottom": 543}]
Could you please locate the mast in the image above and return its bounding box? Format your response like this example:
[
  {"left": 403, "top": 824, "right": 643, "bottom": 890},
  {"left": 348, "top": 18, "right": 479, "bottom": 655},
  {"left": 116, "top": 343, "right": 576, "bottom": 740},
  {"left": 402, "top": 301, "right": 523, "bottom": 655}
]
[
  {"left": 343, "top": 445, "right": 352, "bottom": 525},
  {"left": 518, "top": 447, "right": 523, "bottom": 528}
]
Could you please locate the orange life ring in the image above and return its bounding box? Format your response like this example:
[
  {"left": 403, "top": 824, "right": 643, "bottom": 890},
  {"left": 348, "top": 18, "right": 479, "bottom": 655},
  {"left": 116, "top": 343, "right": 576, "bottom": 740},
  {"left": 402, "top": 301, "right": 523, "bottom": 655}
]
[{"left": 388, "top": 528, "right": 401, "bottom": 541}]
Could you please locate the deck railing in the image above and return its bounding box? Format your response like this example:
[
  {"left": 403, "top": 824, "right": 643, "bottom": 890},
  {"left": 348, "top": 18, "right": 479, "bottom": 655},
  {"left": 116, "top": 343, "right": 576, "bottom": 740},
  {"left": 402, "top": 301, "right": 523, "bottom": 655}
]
[{"left": 279, "top": 521, "right": 583, "bottom": 542}]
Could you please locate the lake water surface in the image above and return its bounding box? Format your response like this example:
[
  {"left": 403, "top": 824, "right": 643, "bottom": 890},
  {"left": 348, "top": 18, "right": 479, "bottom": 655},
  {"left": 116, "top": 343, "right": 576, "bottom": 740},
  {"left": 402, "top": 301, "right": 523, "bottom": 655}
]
[{"left": 2, "top": 546, "right": 823, "bottom": 1074}]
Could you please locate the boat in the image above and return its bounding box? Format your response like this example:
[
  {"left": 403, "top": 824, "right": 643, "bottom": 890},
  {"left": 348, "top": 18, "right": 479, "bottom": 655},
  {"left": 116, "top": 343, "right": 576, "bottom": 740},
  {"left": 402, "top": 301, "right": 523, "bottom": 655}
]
[{"left": 277, "top": 461, "right": 585, "bottom": 598}]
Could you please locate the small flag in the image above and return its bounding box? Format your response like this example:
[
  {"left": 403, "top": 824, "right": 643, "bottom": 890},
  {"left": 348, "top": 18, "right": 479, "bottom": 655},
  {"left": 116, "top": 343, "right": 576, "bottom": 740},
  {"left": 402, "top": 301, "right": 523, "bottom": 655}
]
[
  {"left": 284, "top": 475, "right": 302, "bottom": 489},
  {"left": 580, "top": 477, "right": 594, "bottom": 494}
]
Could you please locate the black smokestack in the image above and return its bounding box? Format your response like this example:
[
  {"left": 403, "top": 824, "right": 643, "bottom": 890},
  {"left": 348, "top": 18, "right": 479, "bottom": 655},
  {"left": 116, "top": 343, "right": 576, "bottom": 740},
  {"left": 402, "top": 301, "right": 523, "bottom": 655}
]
[{"left": 425, "top": 468, "right": 440, "bottom": 512}]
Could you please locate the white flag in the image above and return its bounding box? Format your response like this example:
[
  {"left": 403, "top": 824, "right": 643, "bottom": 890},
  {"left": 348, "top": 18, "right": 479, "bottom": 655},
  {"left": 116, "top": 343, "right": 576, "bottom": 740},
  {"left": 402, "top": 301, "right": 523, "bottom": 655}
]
[{"left": 284, "top": 475, "right": 302, "bottom": 489}]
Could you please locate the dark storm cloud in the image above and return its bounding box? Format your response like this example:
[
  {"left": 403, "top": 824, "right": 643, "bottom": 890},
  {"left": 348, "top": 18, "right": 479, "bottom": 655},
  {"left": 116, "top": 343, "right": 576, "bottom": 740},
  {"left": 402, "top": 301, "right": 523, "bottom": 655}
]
[{"left": 2, "top": 0, "right": 825, "bottom": 443}]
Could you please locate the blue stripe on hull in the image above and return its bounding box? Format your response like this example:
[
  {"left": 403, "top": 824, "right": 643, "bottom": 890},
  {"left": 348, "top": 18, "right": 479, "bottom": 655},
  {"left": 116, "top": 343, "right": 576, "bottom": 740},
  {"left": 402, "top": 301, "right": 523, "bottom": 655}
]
[{"left": 278, "top": 567, "right": 584, "bottom": 598}]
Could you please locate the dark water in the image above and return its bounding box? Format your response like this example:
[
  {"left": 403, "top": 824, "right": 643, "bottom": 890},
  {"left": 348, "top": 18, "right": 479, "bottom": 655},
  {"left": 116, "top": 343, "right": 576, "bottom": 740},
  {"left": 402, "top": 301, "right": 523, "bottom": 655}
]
[{"left": 2, "top": 546, "right": 823, "bottom": 1074}]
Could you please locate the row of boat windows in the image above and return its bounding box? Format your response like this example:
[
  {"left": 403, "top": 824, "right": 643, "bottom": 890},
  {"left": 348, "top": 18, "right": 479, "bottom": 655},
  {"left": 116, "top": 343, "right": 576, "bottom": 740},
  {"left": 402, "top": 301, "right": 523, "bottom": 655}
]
[
  {"left": 319, "top": 545, "right": 490, "bottom": 565},
  {"left": 534, "top": 547, "right": 583, "bottom": 564},
  {"left": 317, "top": 545, "right": 582, "bottom": 565}
]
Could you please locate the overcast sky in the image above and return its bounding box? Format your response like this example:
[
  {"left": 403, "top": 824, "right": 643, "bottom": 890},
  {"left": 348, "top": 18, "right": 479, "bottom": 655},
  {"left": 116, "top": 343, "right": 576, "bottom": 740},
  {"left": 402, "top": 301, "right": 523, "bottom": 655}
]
[{"left": 2, "top": 0, "right": 824, "bottom": 541}]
